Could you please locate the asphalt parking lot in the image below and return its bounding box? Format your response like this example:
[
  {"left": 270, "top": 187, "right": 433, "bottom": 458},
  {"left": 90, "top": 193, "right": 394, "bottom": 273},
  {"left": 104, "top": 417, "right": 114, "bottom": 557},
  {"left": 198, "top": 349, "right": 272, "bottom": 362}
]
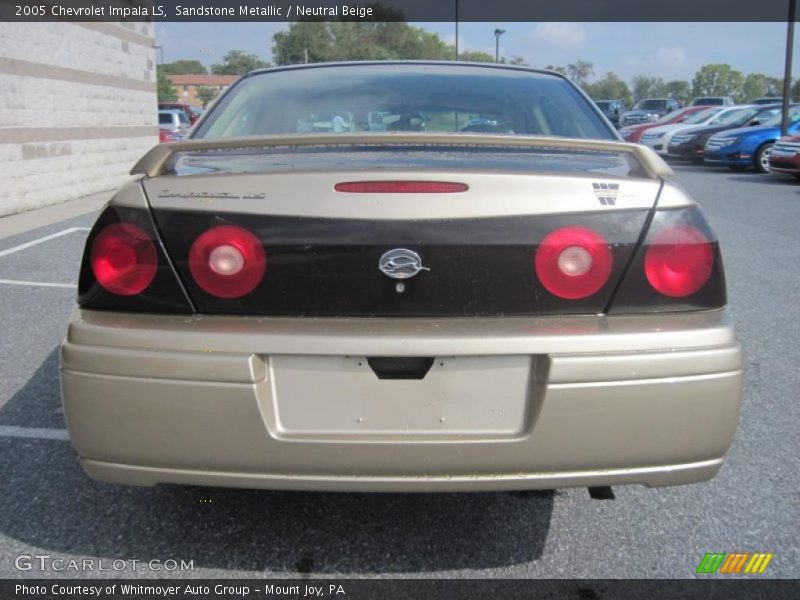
[{"left": 0, "top": 163, "right": 797, "bottom": 580}]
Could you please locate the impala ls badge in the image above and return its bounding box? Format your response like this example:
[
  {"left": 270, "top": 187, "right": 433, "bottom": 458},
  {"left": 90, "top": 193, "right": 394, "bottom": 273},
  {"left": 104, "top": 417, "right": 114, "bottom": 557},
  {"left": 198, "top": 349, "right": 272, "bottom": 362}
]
[{"left": 378, "top": 249, "right": 430, "bottom": 280}]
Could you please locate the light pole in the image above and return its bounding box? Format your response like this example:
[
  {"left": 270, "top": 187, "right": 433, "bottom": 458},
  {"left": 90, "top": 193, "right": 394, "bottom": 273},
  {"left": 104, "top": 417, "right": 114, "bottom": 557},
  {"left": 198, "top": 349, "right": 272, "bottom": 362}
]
[
  {"left": 494, "top": 28, "right": 506, "bottom": 63},
  {"left": 154, "top": 45, "right": 164, "bottom": 65},
  {"left": 200, "top": 48, "right": 215, "bottom": 72},
  {"left": 781, "top": 0, "right": 796, "bottom": 137}
]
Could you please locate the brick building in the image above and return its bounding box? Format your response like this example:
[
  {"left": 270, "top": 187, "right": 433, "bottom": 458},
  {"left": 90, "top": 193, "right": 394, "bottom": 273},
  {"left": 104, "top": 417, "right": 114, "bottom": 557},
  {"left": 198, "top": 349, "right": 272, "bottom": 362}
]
[
  {"left": 167, "top": 74, "right": 239, "bottom": 108},
  {"left": 0, "top": 22, "right": 157, "bottom": 216}
]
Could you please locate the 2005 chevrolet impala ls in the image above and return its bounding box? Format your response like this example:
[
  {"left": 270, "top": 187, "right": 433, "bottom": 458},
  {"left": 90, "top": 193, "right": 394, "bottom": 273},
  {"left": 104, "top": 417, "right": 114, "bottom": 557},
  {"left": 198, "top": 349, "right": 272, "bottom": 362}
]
[{"left": 60, "top": 62, "right": 743, "bottom": 491}]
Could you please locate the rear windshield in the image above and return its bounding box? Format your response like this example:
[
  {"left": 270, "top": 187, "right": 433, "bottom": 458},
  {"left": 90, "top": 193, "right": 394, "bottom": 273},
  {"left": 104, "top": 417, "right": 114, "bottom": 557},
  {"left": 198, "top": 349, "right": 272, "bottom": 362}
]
[
  {"left": 693, "top": 98, "right": 724, "bottom": 105},
  {"left": 683, "top": 107, "right": 722, "bottom": 124},
  {"left": 711, "top": 107, "right": 760, "bottom": 126},
  {"left": 193, "top": 64, "right": 614, "bottom": 141},
  {"left": 762, "top": 106, "right": 800, "bottom": 126},
  {"left": 657, "top": 109, "right": 684, "bottom": 122},
  {"left": 632, "top": 99, "right": 667, "bottom": 110}
]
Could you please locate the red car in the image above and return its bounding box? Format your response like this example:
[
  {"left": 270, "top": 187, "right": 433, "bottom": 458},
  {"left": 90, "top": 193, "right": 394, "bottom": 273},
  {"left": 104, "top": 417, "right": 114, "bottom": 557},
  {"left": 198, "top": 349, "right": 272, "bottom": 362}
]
[
  {"left": 158, "top": 102, "right": 203, "bottom": 125},
  {"left": 158, "top": 128, "right": 184, "bottom": 143},
  {"left": 619, "top": 106, "right": 710, "bottom": 143},
  {"left": 767, "top": 135, "right": 800, "bottom": 178}
]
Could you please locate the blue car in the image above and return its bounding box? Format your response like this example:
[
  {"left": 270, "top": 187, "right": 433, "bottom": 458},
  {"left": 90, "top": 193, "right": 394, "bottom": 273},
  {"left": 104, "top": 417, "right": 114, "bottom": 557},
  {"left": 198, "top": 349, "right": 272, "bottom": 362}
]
[{"left": 704, "top": 108, "right": 800, "bottom": 172}]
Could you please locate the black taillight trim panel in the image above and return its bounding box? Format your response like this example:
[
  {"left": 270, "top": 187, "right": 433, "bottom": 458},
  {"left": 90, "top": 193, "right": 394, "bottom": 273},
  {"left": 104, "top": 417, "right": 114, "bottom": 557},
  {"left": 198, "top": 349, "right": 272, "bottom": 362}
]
[{"left": 151, "top": 208, "right": 651, "bottom": 317}]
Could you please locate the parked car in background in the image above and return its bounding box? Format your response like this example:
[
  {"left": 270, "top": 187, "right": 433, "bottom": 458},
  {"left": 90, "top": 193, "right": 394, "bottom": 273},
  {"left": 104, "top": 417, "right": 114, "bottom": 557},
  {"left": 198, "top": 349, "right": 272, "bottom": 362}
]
[
  {"left": 159, "top": 128, "right": 185, "bottom": 143},
  {"left": 158, "top": 109, "right": 191, "bottom": 135},
  {"left": 594, "top": 100, "right": 626, "bottom": 127},
  {"left": 639, "top": 106, "right": 737, "bottom": 155},
  {"left": 159, "top": 102, "right": 202, "bottom": 124},
  {"left": 690, "top": 96, "right": 735, "bottom": 107},
  {"left": 619, "top": 98, "right": 682, "bottom": 127},
  {"left": 705, "top": 106, "right": 800, "bottom": 172},
  {"left": 618, "top": 106, "right": 710, "bottom": 143},
  {"left": 767, "top": 134, "right": 800, "bottom": 177},
  {"left": 752, "top": 97, "right": 784, "bottom": 105},
  {"left": 667, "top": 104, "right": 783, "bottom": 163},
  {"left": 60, "top": 62, "right": 741, "bottom": 493}
]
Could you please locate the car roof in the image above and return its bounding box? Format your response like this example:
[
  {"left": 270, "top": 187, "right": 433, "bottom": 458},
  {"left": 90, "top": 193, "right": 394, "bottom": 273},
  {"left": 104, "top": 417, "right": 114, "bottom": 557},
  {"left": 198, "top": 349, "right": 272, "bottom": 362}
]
[{"left": 244, "top": 60, "right": 571, "bottom": 81}]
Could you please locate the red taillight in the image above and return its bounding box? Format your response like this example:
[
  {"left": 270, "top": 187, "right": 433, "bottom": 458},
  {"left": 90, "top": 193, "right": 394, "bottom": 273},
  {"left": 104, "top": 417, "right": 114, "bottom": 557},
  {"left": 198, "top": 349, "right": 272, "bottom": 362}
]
[
  {"left": 90, "top": 223, "right": 158, "bottom": 296},
  {"left": 189, "top": 225, "right": 266, "bottom": 299},
  {"left": 535, "top": 227, "right": 613, "bottom": 300},
  {"left": 644, "top": 225, "right": 714, "bottom": 297},
  {"left": 334, "top": 181, "right": 468, "bottom": 193},
  {"left": 159, "top": 129, "right": 179, "bottom": 143}
]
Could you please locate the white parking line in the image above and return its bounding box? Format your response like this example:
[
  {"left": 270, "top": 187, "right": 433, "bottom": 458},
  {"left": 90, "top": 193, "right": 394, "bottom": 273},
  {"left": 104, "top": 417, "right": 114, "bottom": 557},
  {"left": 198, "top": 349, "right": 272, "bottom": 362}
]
[
  {"left": 0, "top": 279, "right": 76, "bottom": 289},
  {"left": 0, "top": 425, "right": 70, "bottom": 441},
  {"left": 0, "top": 227, "right": 90, "bottom": 259}
]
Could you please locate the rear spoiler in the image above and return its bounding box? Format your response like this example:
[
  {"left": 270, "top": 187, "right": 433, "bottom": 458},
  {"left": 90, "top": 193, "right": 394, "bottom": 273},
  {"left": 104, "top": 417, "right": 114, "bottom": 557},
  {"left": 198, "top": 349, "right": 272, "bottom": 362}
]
[{"left": 131, "top": 132, "right": 674, "bottom": 179}]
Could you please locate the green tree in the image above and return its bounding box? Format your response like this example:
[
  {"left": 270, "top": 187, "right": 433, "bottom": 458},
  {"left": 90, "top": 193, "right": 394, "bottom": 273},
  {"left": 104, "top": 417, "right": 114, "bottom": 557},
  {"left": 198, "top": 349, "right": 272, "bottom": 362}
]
[
  {"left": 160, "top": 59, "right": 207, "bottom": 75},
  {"left": 507, "top": 56, "right": 528, "bottom": 66},
  {"left": 791, "top": 79, "right": 800, "bottom": 101},
  {"left": 272, "top": 21, "right": 452, "bottom": 64},
  {"left": 765, "top": 76, "right": 784, "bottom": 96},
  {"left": 743, "top": 73, "right": 771, "bottom": 102},
  {"left": 211, "top": 50, "right": 271, "bottom": 75},
  {"left": 584, "top": 72, "right": 632, "bottom": 106},
  {"left": 272, "top": 22, "right": 331, "bottom": 65},
  {"left": 195, "top": 86, "right": 219, "bottom": 108},
  {"left": 544, "top": 65, "right": 568, "bottom": 76},
  {"left": 631, "top": 75, "right": 665, "bottom": 102},
  {"left": 661, "top": 80, "right": 691, "bottom": 105},
  {"left": 743, "top": 73, "right": 785, "bottom": 101},
  {"left": 691, "top": 63, "right": 745, "bottom": 100},
  {"left": 156, "top": 68, "right": 177, "bottom": 102},
  {"left": 566, "top": 59, "right": 594, "bottom": 88},
  {"left": 459, "top": 50, "right": 495, "bottom": 63}
]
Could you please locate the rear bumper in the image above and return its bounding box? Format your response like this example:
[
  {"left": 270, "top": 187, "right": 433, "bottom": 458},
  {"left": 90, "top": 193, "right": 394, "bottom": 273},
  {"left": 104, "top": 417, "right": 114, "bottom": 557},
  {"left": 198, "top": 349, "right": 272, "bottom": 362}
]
[{"left": 60, "top": 309, "right": 743, "bottom": 491}]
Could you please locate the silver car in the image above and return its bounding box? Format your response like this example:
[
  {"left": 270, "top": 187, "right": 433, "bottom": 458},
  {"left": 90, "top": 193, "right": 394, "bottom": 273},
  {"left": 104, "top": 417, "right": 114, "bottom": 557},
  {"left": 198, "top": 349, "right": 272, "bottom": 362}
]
[
  {"left": 61, "top": 63, "right": 742, "bottom": 492},
  {"left": 158, "top": 109, "right": 189, "bottom": 138}
]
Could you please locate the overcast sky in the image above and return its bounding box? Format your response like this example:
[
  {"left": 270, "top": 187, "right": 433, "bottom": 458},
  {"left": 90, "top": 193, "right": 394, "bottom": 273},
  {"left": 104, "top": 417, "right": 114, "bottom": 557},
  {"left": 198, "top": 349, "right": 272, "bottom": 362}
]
[{"left": 155, "top": 22, "right": 797, "bottom": 82}]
